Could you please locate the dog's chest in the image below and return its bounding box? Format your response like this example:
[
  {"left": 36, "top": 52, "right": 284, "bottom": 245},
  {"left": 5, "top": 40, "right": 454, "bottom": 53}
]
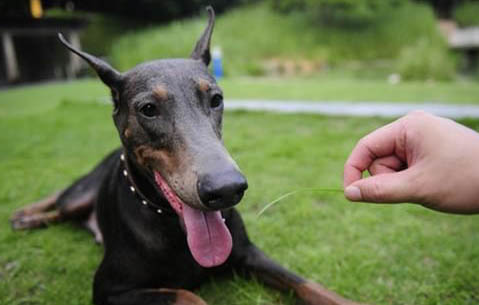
[
  {"left": 156, "top": 249, "right": 211, "bottom": 288},
  {"left": 128, "top": 219, "right": 215, "bottom": 289}
]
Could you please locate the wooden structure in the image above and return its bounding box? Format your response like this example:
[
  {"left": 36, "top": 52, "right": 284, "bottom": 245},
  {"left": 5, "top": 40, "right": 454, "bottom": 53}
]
[
  {"left": 440, "top": 20, "right": 479, "bottom": 72},
  {"left": 449, "top": 27, "right": 479, "bottom": 49},
  {"left": 0, "top": 18, "right": 86, "bottom": 85}
]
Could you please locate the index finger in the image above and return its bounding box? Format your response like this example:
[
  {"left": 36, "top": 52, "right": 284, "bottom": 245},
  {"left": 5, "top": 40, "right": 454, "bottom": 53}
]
[{"left": 344, "top": 120, "right": 404, "bottom": 187}]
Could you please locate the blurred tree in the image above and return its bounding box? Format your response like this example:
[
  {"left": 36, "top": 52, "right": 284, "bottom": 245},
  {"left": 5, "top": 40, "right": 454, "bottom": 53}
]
[
  {"left": 270, "top": 0, "right": 408, "bottom": 25},
  {"left": 454, "top": 1, "right": 479, "bottom": 26},
  {"left": 415, "top": 0, "right": 463, "bottom": 18},
  {"left": 270, "top": 0, "right": 479, "bottom": 22},
  {"left": 0, "top": 1, "right": 32, "bottom": 17},
  {"left": 1, "top": 0, "right": 251, "bottom": 21},
  {"left": 62, "top": 0, "right": 239, "bottom": 21}
]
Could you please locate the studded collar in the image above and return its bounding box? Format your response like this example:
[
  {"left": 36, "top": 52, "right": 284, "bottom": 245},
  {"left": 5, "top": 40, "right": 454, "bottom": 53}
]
[{"left": 120, "top": 152, "right": 175, "bottom": 215}]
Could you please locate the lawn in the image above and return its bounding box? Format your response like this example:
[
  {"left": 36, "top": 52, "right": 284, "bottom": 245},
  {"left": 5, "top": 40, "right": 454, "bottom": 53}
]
[
  {"left": 1, "top": 80, "right": 479, "bottom": 305},
  {"left": 1, "top": 76, "right": 479, "bottom": 115},
  {"left": 221, "top": 76, "right": 479, "bottom": 104}
]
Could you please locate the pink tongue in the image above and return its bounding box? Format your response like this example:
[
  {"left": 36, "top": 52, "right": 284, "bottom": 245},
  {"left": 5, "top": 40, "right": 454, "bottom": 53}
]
[
  {"left": 154, "top": 171, "right": 233, "bottom": 268},
  {"left": 182, "top": 203, "right": 232, "bottom": 268}
]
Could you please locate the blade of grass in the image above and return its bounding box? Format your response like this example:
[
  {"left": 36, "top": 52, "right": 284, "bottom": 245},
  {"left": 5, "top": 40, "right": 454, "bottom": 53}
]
[{"left": 256, "top": 187, "right": 344, "bottom": 217}]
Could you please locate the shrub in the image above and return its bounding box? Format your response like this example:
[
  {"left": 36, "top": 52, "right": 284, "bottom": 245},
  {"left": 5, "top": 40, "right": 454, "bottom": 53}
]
[
  {"left": 46, "top": 9, "right": 145, "bottom": 56},
  {"left": 397, "top": 39, "right": 455, "bottom": 81},
  {"left": 270, "top": 0, "right": 408, "bottom": 25},
  {"left": 454, "top": 1, "right": 479, "bottom": 27},
  {"left": 110, "top": 2, "right": 448, "bottom": 77}
]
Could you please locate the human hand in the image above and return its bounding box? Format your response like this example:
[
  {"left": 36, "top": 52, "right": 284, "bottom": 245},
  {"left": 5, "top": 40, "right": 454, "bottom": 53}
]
[{"left": 343, "top": 111, "right": 479, "bottom": 214}]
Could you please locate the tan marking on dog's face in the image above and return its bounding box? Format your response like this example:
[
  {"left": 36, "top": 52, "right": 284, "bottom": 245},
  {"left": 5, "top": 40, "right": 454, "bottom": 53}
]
[
  {"left": 134, "top": 145, "right": 180, "bottom": 176},
  {"left": 197, "top": 78, "right": 211, "bottom": 93},
  {"left": 133, "top": 145, "right": 202, "bottom": 208},
  {"left": 152, "top": 84, "right": 169, "bottom": 102}
]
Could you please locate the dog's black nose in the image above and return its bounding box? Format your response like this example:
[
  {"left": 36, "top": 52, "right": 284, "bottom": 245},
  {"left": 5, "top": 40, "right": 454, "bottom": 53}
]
[{"left": 197, "top": 170, "right": 248, "bottom": 209}]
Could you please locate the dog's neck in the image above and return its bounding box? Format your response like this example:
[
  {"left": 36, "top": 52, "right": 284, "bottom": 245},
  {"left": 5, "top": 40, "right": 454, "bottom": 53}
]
[{"left": 120, "top": 152, "right": 175, "bottom": 215}]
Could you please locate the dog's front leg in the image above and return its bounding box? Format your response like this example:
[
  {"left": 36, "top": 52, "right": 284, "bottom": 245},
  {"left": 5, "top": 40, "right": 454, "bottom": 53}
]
[
  {"left": 106, "top": 289, "right": 207, "bottom": 305},
  {"left": 236, "top": 244, "right": 364, "bottom": 305},
  {"left": 227, "top": 209, "right": 364, "bottom": 305}
]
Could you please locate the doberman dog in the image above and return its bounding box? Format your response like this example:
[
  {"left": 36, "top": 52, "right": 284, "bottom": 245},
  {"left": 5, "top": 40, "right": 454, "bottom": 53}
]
[{"left": 10, "top": 7, "right": 365, "bottom": 305}]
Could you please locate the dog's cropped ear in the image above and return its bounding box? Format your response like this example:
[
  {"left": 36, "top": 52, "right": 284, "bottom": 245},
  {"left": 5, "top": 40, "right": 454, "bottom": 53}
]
[
  {"left": 58, "top": 33, "right": 123, "bottom": 91},
  {"left": 191, "top": 6, "right": 215, "bottom": 66}
]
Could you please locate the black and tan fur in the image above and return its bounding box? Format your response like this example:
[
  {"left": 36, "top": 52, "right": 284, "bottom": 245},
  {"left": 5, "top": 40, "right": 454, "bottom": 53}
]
[{"left": 11, "top": 7, "right": 365, "bottom": 305}]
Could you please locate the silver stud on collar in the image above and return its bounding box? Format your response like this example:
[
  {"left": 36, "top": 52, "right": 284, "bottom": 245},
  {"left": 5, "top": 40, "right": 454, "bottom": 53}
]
[{"left": 121, "top": 152, "right": 166, "bottom": 215}]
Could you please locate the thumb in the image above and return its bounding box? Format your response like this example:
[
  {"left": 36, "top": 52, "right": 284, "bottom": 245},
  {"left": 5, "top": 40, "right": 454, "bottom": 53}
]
[{"left": 344, "top": 169, "right": 417, "bottom": 203}]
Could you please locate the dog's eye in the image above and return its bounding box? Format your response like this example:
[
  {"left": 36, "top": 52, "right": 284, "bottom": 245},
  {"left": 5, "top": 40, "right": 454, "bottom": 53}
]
[
  {"left": 210, "top": 94, "right": 223, "bottom": 109},
  {"left": 140, "top": 103, "right": 159, "bottom": 117}
]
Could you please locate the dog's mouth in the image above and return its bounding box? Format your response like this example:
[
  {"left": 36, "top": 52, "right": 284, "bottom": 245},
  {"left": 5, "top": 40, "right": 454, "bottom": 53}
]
[{"left": 154, "top": 171, "right": 232, "bottom": 268}]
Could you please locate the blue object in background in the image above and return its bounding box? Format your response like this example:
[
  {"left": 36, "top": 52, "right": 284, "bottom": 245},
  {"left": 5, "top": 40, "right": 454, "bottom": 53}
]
[{"left": 212, "top": 47, "right": 223, "bottom": 79}]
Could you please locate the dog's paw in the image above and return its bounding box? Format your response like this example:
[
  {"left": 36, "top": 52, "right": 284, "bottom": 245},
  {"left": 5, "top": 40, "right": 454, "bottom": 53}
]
[
  {"left": 10, "top": 209, "right": 26, "bottom": 223},
  {"left": 295, "top": 282, "right": 366, "bottom": 305},
  {"left": 10, "top": 214, "right": 50, "bottom": 231},
  {"left": 10, "top": 215, "right": 31, "bottom": 230}
]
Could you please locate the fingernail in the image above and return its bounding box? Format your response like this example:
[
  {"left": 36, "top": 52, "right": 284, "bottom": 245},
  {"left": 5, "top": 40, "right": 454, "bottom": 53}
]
[{"left": 345, "top": 186, "right": 362, "bottom": 201}]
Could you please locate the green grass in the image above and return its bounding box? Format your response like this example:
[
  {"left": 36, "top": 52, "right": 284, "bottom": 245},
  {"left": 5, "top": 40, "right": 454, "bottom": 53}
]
[
  {"left": 2, "top": 76, "right": 479, "bottom": 112},
  {"left": 110, "top": 2, "right": 445, "bottom": 77},
  {"left": 0, "top": 80, "right": 109, "bottom": 117},
  {"left": 220, "top": 76, "right": 479, "bottom": 104},
  {"left": 1, "top": 81, "right": 479, "bottom": 304}
]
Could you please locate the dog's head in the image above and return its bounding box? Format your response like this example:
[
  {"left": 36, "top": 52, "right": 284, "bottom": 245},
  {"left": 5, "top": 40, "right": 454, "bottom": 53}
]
[{"left": 59, "top": 7, "right": 247, "bottom": 267}]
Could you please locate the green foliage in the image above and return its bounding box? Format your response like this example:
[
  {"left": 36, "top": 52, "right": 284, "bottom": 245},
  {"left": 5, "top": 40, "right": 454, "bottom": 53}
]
[
  {"left": 46, "top": 9, "right": 145, "bottom": 56},
  {"left": 270, "top": 0, "right": 408, "bottom": 25},
  {"left": 49, "top": 0, "right": 247, "bottom": 22},
  {"left": 79, "top": 14, "right": 145, "bottom": 56},
  {"left": 110, "top": 2, "right": 445, "bottom": 76},
  {"left": 454, "top": 1, "right": 479, "bottom": 27},
  {"left": 110, "top": 4, "right": 321, "bottom": 75},
  {"left": 1, "top": 82, "right": 479, "bottom": 304},
  {"left": 0, "top": 1, "right": 29, "bottom": 17},
  {"left": 397, "top": 39, "right": 455, "bottom": 81}
]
